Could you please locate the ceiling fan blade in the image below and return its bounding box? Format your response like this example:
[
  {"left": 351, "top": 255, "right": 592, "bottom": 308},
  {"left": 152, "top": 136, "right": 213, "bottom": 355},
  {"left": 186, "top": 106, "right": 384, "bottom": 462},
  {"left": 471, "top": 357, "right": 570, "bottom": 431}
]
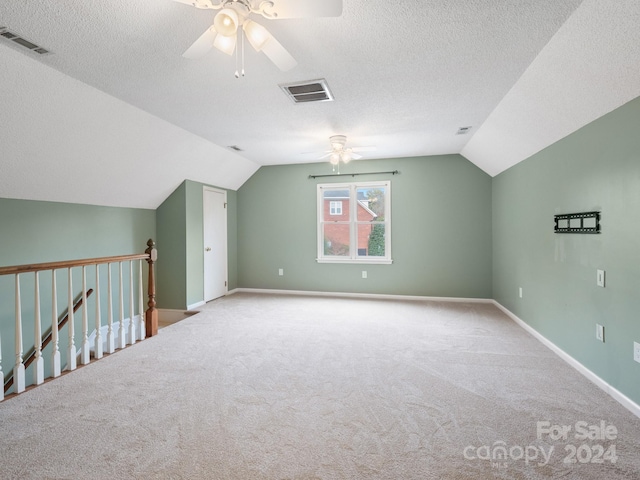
[
  {"left": 262, "top": 36, "right": 297, "bottom": 71},
  {"left": 182, "top": 26, "right": 216, "bottom": 59},
  {"left": 351, "top": 152, "right": 363, "bottom": 160},
  {"left": 268, "top": 0, "right": 343, "bottom": 19}
]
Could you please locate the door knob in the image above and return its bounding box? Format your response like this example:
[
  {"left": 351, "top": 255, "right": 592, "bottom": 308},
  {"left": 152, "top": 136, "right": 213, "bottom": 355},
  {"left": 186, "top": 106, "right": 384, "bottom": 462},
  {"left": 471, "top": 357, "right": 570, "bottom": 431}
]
[{"left": 205, "top": 247, "right": 211, "bottom": 251}]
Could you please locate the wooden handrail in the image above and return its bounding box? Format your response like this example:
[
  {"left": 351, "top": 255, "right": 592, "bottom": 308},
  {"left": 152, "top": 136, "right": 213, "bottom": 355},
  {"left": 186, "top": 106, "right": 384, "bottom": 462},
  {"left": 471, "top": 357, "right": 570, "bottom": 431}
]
[
  {"left": 3, "top": 289, "right": 93, "bottom": 393},
  {"left": 0, "top": 253, "right": 150, "bottom": 276}
]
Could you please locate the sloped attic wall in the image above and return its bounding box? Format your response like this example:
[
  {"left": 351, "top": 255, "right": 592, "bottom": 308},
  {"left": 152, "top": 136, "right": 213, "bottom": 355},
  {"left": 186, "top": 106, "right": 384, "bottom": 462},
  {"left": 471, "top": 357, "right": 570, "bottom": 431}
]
[
  {"left": 492, "top": 95, "right": 640, "bottom": 406},
  {"left": 0, "top": 43, "right": 259, "bottom": 210}
]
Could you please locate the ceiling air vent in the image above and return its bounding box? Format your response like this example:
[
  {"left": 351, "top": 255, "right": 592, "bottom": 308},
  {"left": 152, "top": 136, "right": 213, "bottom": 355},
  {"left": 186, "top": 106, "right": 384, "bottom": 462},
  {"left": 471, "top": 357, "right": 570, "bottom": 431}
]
[
  {"left": 279, "top": 79, "right": 334, "bottom": 104},
  {"left": 456, "top": 126, "right": 473, "bottom": 135},
  {"left": 227, "top": 145, "right": 243, "bottom": 152},
  {"left": 0, "top": 27, "right": 52, "bottom": 56}
]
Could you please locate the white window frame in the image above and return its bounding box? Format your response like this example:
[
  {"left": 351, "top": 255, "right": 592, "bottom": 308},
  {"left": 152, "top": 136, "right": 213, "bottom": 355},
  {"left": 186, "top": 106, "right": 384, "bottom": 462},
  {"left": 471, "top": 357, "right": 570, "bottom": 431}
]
[
  {"left": 329, "top": 201, "right": 342, "bottom": 215},
  {"left": 317, "top": 181, "right": 392, "bottom": 264}
]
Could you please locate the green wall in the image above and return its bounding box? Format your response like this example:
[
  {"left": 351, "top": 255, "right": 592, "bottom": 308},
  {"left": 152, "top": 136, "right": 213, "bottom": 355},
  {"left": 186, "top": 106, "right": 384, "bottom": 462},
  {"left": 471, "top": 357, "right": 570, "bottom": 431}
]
[
  {"left": 156, "top": 182, "right": 187, "bottom": 309},
  {"left": 156, "top": 180, "right": 238, "bottom": 310},
  {"left": 0, "top": 198, "right": 154, "bottom": 265},
  {"left": 237, "top": 155, "right": 493, "bottom": 298},
  {"left": 0, "top": 198, "right": 155, "bottom": 390},
  {"left": 492, "top": 96, "right": 640, "bottom": 404}
]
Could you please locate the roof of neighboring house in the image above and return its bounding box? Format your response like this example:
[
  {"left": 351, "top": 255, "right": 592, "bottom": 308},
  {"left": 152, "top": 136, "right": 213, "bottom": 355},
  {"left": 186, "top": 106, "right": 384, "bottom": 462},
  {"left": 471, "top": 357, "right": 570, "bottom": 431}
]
[
  {"left": 323, "top": 190, "right": 349, "bottom": 199},
  {"left": 357, "top": 201, "right": 377, "bottom": 219}
]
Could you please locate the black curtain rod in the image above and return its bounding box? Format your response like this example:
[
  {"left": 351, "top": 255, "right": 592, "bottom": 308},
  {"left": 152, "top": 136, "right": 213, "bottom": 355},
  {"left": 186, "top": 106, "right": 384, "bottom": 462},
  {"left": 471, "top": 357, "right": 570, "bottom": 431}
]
[{"left": 308, "top": 170, "right": 399, "bottom": 179}]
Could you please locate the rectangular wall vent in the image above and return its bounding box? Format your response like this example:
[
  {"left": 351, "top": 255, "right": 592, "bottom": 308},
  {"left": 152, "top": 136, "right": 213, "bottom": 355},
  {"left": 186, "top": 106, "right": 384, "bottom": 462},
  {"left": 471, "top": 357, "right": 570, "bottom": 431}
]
[
  {"left": 279, "top": 79, "right": 334, "bottom": 104},
  {"left": 0, "top": 27, "right": 52, "bottom": 56}
]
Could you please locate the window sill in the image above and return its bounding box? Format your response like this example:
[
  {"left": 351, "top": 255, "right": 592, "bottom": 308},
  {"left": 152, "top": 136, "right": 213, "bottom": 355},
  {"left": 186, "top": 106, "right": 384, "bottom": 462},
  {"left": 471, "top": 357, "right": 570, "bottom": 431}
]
[{"left": 316, "top": 258, "right": 393, "bottom": 265}]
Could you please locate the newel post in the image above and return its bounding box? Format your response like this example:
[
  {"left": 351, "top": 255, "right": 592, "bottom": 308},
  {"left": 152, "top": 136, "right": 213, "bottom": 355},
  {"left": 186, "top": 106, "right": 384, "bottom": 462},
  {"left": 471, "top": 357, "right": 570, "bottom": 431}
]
[{"left": 145, "top": 239, "right": 158, "bottom": 337}]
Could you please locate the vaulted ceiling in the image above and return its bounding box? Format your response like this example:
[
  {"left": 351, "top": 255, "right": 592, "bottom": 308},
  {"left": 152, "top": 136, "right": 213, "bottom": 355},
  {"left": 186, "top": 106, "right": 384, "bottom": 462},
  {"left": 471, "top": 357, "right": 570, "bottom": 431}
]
[{"left": 1, "top": 1, "right": 639, "bottom": 209}]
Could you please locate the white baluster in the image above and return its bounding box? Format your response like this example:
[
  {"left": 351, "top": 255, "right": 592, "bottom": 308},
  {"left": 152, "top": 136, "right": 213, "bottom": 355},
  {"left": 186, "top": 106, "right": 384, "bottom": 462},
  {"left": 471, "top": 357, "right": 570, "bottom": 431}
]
[
  {"left": 13, "top": 274, "right": 25, "bottom": 393},
  {"left": 80, "top": 266, "right": 90, "bottom": 365},
  {"left": 128, "top": 261, "right": 136, "bottom": 345},
  {"left": 118, "top": 262, "right": 126, "bottom": 349},
  {"left": 0, "top": 327, "right": 3, "bottom": 401},
  {"left": 51, "top": 269, "right": 61, "bottom": 378},
  {"left": 94, "top": 265, "right": 103, "bottom": 360},
  {"left": 33, "top": 272, "right": 45, "bottom": 385},
  {"left": 67, "top": 268, "right": 76, "bottom": 371},
  {"left": 138, "top": 260, "right": 145, "bottom": 341},
  {"left": 106, "top": 263, "right": 115, "bottom": 354}
]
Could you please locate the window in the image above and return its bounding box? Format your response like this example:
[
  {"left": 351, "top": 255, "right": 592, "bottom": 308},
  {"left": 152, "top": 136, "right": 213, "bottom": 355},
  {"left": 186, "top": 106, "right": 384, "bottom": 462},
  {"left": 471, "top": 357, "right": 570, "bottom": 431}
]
[
  {"left": 317, "top": 181, "right": 391, "bottom": 264},
  {"left": 329, "top": 201, "right": 342, "bottom": 215}
]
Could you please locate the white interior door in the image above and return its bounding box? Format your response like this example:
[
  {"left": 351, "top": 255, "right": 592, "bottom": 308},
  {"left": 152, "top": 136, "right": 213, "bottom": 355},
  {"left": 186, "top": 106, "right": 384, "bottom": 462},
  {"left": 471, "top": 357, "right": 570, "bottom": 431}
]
[{"left": 203, "top": 187, "right": 227, "bottom": 302}]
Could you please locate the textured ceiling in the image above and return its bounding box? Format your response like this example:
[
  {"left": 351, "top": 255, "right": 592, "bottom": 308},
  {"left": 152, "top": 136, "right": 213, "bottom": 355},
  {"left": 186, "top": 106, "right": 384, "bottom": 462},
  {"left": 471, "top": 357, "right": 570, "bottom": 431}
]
[{"left": 1, "top": 0, "right": 639, "bottom": 209}]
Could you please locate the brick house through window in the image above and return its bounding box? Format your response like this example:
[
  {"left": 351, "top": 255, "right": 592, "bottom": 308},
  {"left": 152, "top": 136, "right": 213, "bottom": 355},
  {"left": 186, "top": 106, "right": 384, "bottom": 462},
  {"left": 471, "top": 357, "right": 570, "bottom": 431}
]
[{"left": 322, "top": 190, "right": 377, "bottom": 256}]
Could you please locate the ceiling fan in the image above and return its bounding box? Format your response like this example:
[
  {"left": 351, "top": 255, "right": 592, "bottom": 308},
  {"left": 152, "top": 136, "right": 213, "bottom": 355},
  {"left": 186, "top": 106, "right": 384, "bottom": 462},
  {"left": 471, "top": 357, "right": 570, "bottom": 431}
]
[
  {"left": 319, "top": 135, "right": 376, "bottom": 171},
  {"left": 174, "top": 0, "right": 342, "bottom": 74}
]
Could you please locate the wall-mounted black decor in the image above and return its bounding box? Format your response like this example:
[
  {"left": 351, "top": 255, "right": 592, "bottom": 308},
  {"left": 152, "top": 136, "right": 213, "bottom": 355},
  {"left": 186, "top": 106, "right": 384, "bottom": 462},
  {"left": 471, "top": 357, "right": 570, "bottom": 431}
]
[{"left": 554, "top": 211, "right": 600, "bottom": 234}]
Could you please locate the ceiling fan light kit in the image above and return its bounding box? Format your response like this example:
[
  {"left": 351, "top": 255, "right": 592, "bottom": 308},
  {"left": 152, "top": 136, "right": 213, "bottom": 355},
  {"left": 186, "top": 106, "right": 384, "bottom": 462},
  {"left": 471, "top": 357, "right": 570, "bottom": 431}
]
[
  {"left": 243, "top": 19, "right": 270, "bottom": 51},
  {"left": 325, "top": 135, "right": 362, "bottom": 172},
  {"left": 213, "top": 8, "right": 239, "bottom": 36},
  {"left": 213, "top": 31, "right": 237, "bottom": 55},
  {"left": 177, "top": 0, "right": 342, "bottom": 75}
]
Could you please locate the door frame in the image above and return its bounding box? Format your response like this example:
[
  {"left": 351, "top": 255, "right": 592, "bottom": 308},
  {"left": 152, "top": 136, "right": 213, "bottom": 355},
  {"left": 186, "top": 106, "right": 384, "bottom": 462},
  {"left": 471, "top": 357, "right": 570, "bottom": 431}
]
[{"left": 202, "top": 186, "right": 228, "bottom": 302}]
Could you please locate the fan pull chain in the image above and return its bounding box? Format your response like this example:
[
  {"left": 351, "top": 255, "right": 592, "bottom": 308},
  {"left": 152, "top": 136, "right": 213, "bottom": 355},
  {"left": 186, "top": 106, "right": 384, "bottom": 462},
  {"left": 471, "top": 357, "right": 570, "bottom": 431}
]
[
  {"left": 234, "top": 30, "right": 239, "bottom": 78},
  {"left": 234, "top": 28, "right": 246, "bottom": 79},
  {"left": 241, "top": 27, "right": 245, "bottom": 77}
]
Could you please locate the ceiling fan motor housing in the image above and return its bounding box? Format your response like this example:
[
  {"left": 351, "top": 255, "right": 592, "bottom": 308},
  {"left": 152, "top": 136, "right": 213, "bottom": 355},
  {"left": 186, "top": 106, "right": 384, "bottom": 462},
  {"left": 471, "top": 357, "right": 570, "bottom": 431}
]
[{"left": 330, "top": 135, "right": 347, "bottom": 150}]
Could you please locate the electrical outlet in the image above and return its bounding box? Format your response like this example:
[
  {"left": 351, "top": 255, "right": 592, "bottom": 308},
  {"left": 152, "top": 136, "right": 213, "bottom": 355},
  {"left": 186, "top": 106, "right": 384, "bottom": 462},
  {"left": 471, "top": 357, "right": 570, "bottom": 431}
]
[
  {"left": 519, "top": 287, "right": 523, "bottom": 298},
  {"left": 634, "top": 342, "right": 640, "bottom": 363},
  {"left": 278, "top": 268, "right": 284, "bottom": 276},
  {"left": 596, "top": 324, "right": 605, "bottom": 342},
  {"left": 362, "top": 271, "right": 367, "bottom": 279},
  {"left": 597, "top": 269, "right": 605, "bottom": 287}
]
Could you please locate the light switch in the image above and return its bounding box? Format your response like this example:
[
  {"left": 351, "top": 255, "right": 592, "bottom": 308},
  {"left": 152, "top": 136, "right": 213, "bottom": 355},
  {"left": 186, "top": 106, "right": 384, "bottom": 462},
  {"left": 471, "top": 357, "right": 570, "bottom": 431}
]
[{"left": 597, "top": 269, "right": 605, "bottom": 287}]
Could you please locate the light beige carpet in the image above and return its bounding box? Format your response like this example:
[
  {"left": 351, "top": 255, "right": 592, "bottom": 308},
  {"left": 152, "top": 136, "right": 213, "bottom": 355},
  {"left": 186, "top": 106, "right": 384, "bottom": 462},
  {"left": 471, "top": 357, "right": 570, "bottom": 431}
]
[{"left": 1, "top": 293, "right": 639, "bottom": 479}]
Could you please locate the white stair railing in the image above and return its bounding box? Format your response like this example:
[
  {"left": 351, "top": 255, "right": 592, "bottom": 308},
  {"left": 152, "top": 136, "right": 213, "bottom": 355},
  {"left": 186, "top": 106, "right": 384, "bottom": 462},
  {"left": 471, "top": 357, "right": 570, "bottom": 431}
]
[
  {"left": 67, "top": 268, "right": 77, "bottom": 373},
  {"left": 106, "top": 263, "right": 115, "bottom": 354},
  {"left": 33, "top": 272, "right": 44, "bottom": 385},
  {"left": 128, "top": 261, "right": 136, "bottom": 346},
  {"left": 94, "top": 264, "right": 103, "bottom": 360},
  {"left": 51, "top": 269, "right": 61, "bottom": 378},
  {"left": 14, "top": 274, "right": 25, "bottom": 394},
  {"left": 0, "top": 240, "right": 157, "bottom": 400}
]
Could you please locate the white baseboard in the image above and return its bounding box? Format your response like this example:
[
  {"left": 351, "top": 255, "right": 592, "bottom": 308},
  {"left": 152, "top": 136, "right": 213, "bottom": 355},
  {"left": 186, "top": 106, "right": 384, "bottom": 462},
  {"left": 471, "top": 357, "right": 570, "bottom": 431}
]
[
  {"left": 231, "top": 287, "right": 494, "bottom": 304},
  {"left": 493, "top": 301, "right": 640, "bottom": 419}
]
